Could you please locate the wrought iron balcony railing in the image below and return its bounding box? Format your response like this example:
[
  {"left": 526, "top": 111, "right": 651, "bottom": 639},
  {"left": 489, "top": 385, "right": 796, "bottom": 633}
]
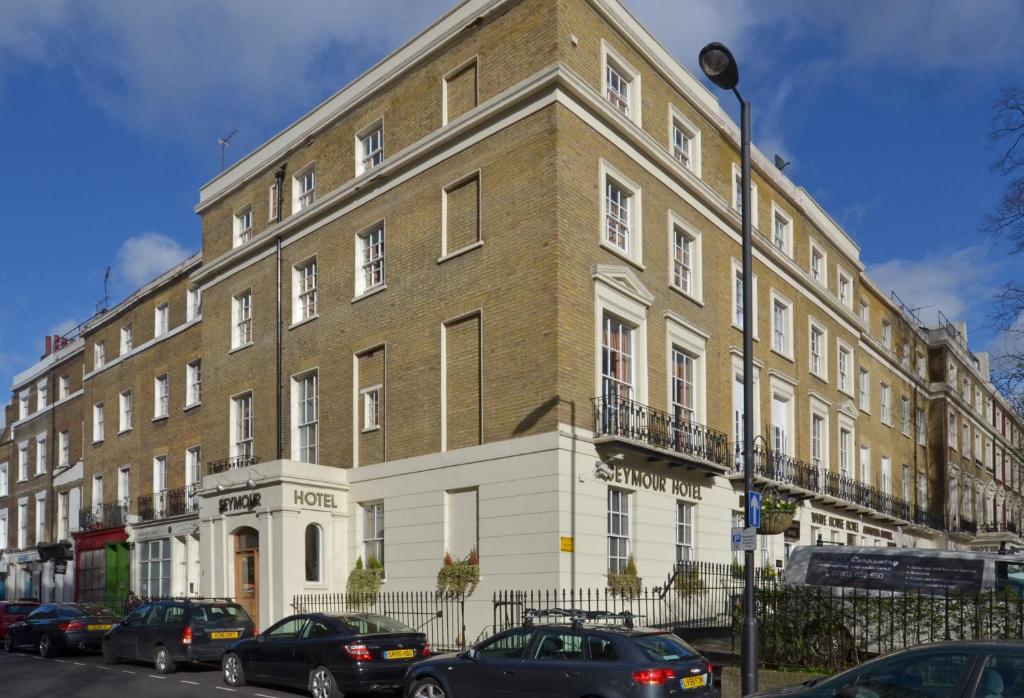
[
  {"left": 592, "top": 396, "right": 730, "bottom": 467},
  {"left": 137, "top": 485, "right": 199, "bottom": 522},
  {"left": 207, "top": 455, "right": 259, "bottom": 476},
  {"left": 79, "top": 501, "right": 128, "bottom": 530},
  {"left": 912, "top": 507, "right": 945, "bottom": 530},
  {"left": 951, "top": 517, "right": 978, "bottom": 536}
]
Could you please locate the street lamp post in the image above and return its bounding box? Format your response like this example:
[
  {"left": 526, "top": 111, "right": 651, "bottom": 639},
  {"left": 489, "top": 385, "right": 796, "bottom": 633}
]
[{"left": 699, "top": 41, "right": 757, "bottom": 696}]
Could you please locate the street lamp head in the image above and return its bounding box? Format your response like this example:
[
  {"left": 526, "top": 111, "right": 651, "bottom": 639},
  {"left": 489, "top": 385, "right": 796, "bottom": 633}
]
[{"left": 698, "top": 42, "right": 739, "bottom": 91}]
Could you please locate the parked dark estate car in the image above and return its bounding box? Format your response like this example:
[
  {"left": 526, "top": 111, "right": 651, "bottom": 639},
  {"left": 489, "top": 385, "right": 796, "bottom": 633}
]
[
  {"left": 749, "top": 641, "right": 1024, "bottom": 697},
  {"left": 222, "top": 612, "right": 429, "bottom": 698},
  {"left": 0, "top": 601, "right": 39, "bottom": 642},
  {"left": 404, "top": 609, "right": 715, "bottom": 698},
  {"left": 102, "top": 598, "right": 255, "bottom": 673},
  {"left": 3, "top": 602, "right": 120, "bottom": 657}
]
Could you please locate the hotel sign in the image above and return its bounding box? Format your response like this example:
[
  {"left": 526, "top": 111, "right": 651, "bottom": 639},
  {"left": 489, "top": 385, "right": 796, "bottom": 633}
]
[
  {"left": 219, "top": 493, "right": 262, "bottom": 513},
  {"left": 294, "top": 489, "right": 339, "bottom": 509},
  {"left": 611, "top": 465, "right": 703, "bottom": 500}
]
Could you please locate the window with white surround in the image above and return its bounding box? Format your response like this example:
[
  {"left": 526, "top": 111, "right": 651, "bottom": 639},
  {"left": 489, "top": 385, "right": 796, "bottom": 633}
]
[
  {"left": 58, "top": 491, "right": 69, "bottom": 539},
  {"left": 676, "top": 501, "right": 694, "bottom": 562},
  {"left": 771, "top": 203, "right": 792, "bottom": 256},
  {"left": 154, "top": 374, "right": 169, "bottom": 419},
  {"left": 601, "top": 162, "right": 642, "bottom": 262},
  {"left": 731, "top": 163, "right": 759, "bottom": 228},
  {"left": 293, "top": 258, "right": 318, "bottom": 323},
  {"left": 860, "top": 299, "right": 870, "bottom": 325},
  {"left": 917, "top": 408, "right": 926, "bottom": 445},
  {"left": 901, "top": 397, "right": 910, "bottom": 436},
  {"left": 357, "top": 121, "right": 384, "bottom": 174},
  {"left": 18, "top": 442, "right": 28, "bottom": 481},
  {"left": 880, "top": 383, "right": 891, "bottom": 425},
  {"left": 770, "top": 380, "right": 794, "bottom": 455},
  {"left": 902, "top": 464, "right": 910, "bottom": 504},
  {"left": 117, "top": 466, "right": 130, "bottom": 508},
  {"left": 119, "top": 390, "right": 132, "bottom": 432},
  {"left": 809, "top": 320, "right": 827, "bottom": 379},
  {"left": 268, "top": 183, "right": 279, "bottom": 222},
  {"left": 607, "top": 488, "right": 631, "bottom": 574},
  {"left": 186, "top": 446, "right": 201, "bottom": 509},
  {"left": 37, "top": 379, "right": 47, "bottom": 410},
  {"left": 187, "top": 286, "right": 202, "bottom": 320},
  {"left": 231, "top": 392, "right": 254, "bottom": 459},
  {"left": 362, "top": 386, "right": 380, "bottom": 432},
  {"left": 293, "top": 371, "right": 318, "bottom": 463},
  {"left": 918, "top": 473, "right": 927, "bottom": 509},
  {"left": 155, "top": 303, "right": 169, "bottom": 338},
  {"left": 837, "top": 269, "right": 852, "bottom": 309},
  {"left": 362, "top": 501, "right": 385, "bottom": 567},
  {"left": 1, "top": 463, "right": 8, "bottom": 496},
  {"left": 18, "top": 391, "right": 29, "bottom": 420},
  {"left": 120, "top": 323, "right": 133, "bottom": 354},
  {"left": 94, "top": 341, "right": 106, "bottom": 370},
  {"left": 917, "top": 351, "right": 926, "bottom": 379},
  {"left": 881, "top": 320, "right": 892, "bottom": 349},
  {"left": 293, "top": 164, "right": 316, "bottom": 213},
  {"left": 671, "top": 347, "right": 696, "bottom": 425},
  {"left": 949, "top": 411, "right": 957, "bottom": 448},
  {"left": 601, "top": 314, "right": 634, "bottom": 402},
  {"left": 93, "top": 403, "right": 105, "bottom": 442},
  {"left": 92, "top": 475, "right": 103, "bottom": 513},
  {"left": 670, "top": 215, "right": 702, "bottom": 301},
  {"left": 731, "top": 259, "right": 759, "bottom": 338},
  {"left": 860, "top": 445, "right": 871, "bottom": 488},
  {"left": 59, "top": 430, "right": 69, "bottom": 466},
  {"left": 0, "top": 511, "right": 7, "bottom": 550},
  {"left": 234, "top": 205, "right": 253, "bottom": 246},
  {"left": 810, "top": 241, "right": 826, "bottom": 286},
  {"left": 233, "top": 290, "right": 253, "bottom": 348},
  {"left": 35, "top": 434, "right": 46, "bottom": 475},
  {"left": 602, "top": 42, "right": 640, "bottom": 122},
  {"left": 357, "top": 223, "right": 385, "bottom": 295},
  {"left": 948, "top": 361, "right": 958, "bottom": 385},
  {"left": 902, "top": 340, "right": 911, "bottom": 366},
  {"left": 153, "top": 456, "right": 167, "bottom": 516},
  {"left": 838, "top": 343, "right": 853, "bottom": 395},
  {"left": 811, "top": 413, "right": 825, "bottom": 468},
  {"left": 881, "top": 457, "right": 891, "bottom": 496},
  {"left": 962, "top": 422, "right": 970, "bottom": 457},
  {"left": 669, "top": 106, "right": 700, "bottom": 176},
  {"left": 840, "top": 427, "right": 852, "bottom": 480},
  {"left": 771, "top": 292, "right": 793, "bottom": 358},
  {"left": 186, "top": 360, "right": 202, "bottom": 406},
  {"left": 59, "top": 375, "right": 69, "bottom": 400}
]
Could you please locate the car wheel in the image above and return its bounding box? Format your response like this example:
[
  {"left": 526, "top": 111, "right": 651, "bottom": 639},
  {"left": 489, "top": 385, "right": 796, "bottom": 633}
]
[
  {"left": 222, "top": 653, "right": 246, "bottom": 687},
  {"left": 154, "top": 646, "right": 177, "bottom": 674},
  {"left": 411, "top": 677, "right": 447, "bottom": 698},
  {"left": 2, "top": 635, "right": 13, "bottom": 653},
  {"left": 101, "top": 640, "right": 119, "bottom": 665},
  {"left": 38, "top": 633, "right": 58, "bottom": 659},
  {"left": 309, "top": 665, "right": 341, "bottom": 698}
]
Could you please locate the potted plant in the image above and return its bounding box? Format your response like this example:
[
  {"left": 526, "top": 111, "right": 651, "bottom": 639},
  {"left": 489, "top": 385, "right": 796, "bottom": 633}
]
[
  {"left": 436, "top": 548, "right": 481, "bottom": 597},
  {"left": 759, "top": 495, "right": 797, "bottom": 535},
  {"left": 607, "top": 556, "right": 642, "bottom": 598},
  {"left": 346, "top": 556, "right": 384, "bottom": 598}
]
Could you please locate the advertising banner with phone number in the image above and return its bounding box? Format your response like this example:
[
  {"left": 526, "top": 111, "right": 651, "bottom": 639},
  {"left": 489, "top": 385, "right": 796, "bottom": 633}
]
[{"left": 805, "top": 551, "right": 985, "bottom": 593}]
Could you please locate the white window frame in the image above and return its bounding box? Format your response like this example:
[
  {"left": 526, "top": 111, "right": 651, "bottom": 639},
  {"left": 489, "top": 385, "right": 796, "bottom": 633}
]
[
  {"left": 186, "top": 359, "right": 202, "bottom": 407},
  {"left": 233, "top": 289, "right": 253, "bottom": 349},
  {"left": 17, "top": 442, "right": 28, "bottom": 481},
  {"left": 92, "top": 402, "right": 105, "bottom": 443},
  {"left": 668, "top": 104, "right": 700, "bottom": 177},
  {"left": 120, "top": 323, "right": 133, "bottom": 355},
  {"left": 154, "top": 303, "right": 169, "bottom": 338},
  {"left": 234, "top": 205, "right": 254, "bottom": 246},
  {"left": 154, "top": 374, "right": 169, "bottom": 419},
  {"left": 58, "top": 430, "right": 69, "bottom": 467},
  {"left": 838, "top": 414, "right": 856, "bottom": 482},
  {"left": 187, "top": 286, "right": 202, "bottom": 321},
  {"left": 901, "top": 397, "right": 911, "bottom": 437},
  {"left": 119, "top": 389, "right": 133, "bottom": 432},
  {"left": 35, "top": 434, "right": 46, "bottom": 475},
  {"left": 665, "top": 315, "right": 708, "bottom": 427},
  {"left": 837, "top": 267, "right": 853, "bottom": 310},
  {"left": 153, "top": 455, "right": 167, "bottom": 517},
  {"left": 837, "top": 341, "right": 854, "bottom": 397},
  {"left": 268, "top": 182, "right": 279, "bottom": 222},
  {"left": 293, "top": 163, "right": 316, "bottom": 213},
  {"left": 356, "top": 222, "right": 386, "bottom": 297},
  {"left": 34, "top": 494, "right": 45, "bottom": 545},
  {"left": 594, "top": 277, "right": 650, "bottom": 407},
  {"left": 881, "top": 456, "right": 892, "bottom": 496},
  {"left": 770, "top": 202, "right": 793, "bottom": 257},
  {"left": 94, "top": 341, "right": 106, "bottom": 370},
  {"left": 292, "top": 257, "right": 318, "bottom": 324},
  {"left": 917, "top": 351, "right": 927, "bottom": 379},
  {"left": 730, "top": 258, "right": 759, "bottom": 339},
  {"left": 917, "top": 407, "right": 927, "bottom": 446},
  {"left": 292, "top": 371, "right": 319, "bottom": 463},
  {"left": 17, "top": 500, "right": 27, "bottom": 548},
  {"left": 599, "top": 160, "right": 643, "bottom": 265},
  {"left": 809, "top": 240, "right": 827, "bottom": 287},
  {"left": 356, "top": 120, "right": 384, "bottom": 175},
  {"left": 769, "top": 376, "right": 795, "bottom": 456},
  {"left": 37, "top": 379, "right": 48, "bottom": 411},
  {"left": 92, "top": 475, "right": 104, "bottom": 513},
  {"left": 676, "top": 501, "right": 695, "bottom": 562},
  {"left": 881, "top": 319, "right": 892, "bottom": 350},
  {"left": 808, "top": 319, "right": 828, "bottom": 380},
  {"left": 731, "top": 162, "right": 759, "bottom": 229},
  {"left": 949, "top": 411, "right": 957, "bottom": 449},
  {"left": 607, "top": 487, "right": 631, "bottom": 574},
  {"left": 601, "top": 40, "right": 641, "bottom": 124},
  {"left": 230, "top": 392, "right": 254, "bottom": 459},
  {"left": 770, "top": 290, "right": 793, "bottom": 360},
  {"left": 18, "top": 391, "right": 29, "bottom": 420},
  {"left": 361, "top": 385, "right": 381, "bottom": 433},
  {"left": 668, "top": 212, "right": 702, "bottom": 303},
  {"left": 859, "top": 299, "right": 870, "bottom": 326},
  {"left": 186, "top": 446, "right": 202, "bottom": 509},
  {"left": 59, "top": 375, "right": 70, "bottom": 401},
  {"left": 0, "top": 462, "right": 7, "bottom": 497},
  {"left": 362, "top": 501, "right": 385, "bottom": 569},
  {"left": 880, "top": 383, "right": 892, "bottom": 426},
  {"left": 117, "top": 465, "right": 130, "bottom": 508}
]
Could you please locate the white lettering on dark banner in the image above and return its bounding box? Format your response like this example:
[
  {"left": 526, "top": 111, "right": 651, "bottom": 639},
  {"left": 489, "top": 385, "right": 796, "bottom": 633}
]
[{"left": 611, "top": 465, "right": 702, "bottom": 500}]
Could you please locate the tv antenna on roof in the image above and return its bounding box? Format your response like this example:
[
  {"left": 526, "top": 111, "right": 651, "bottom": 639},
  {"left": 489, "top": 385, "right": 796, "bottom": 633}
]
[
  {"left": 219, "top": 128, "right": 238, "bottom": 172},
  {"left": 96, "top": 266, "right": 111, "bottom": 313}
]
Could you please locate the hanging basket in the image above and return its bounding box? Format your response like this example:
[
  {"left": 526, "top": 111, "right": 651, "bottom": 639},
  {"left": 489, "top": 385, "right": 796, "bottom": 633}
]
[{"left": 758, "top": 509, "right": 795, "bottom": 535}]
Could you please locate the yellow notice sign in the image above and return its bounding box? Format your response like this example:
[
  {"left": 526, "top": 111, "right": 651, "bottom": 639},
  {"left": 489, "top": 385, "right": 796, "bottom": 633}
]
[{"left": 560, "top": 536, "right": 574, "bottom": 553}]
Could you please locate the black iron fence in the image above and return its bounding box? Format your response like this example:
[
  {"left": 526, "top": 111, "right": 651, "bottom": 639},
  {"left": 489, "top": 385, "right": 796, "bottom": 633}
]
[
  {"left": 291, "top": 592, "right": 467, "bottom": 652},
  {"left": 79, "top": 502, "right": 128, "bottom": 530},
  {"left": 207, "top": 455, "right": 259, "bottom": 475},
  {"left": 137, "top": 486, "right": 199, "bottom": 521},
  {"left": 912, "top": 506, "right": 945, "bottom": 530},
  {"left": 592, "top": 396, "right": 731, "bottom": 466}
]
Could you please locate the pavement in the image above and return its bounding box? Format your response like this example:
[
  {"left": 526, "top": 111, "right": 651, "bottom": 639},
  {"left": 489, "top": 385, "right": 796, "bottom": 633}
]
[{"left": 0, "top": 648, "right": 353, "bottom": 698}]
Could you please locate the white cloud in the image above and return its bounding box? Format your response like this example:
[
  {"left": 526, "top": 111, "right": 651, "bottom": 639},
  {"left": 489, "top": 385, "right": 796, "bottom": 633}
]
[
  {"left": 49, "top": 317, "right": 79, "bottom": 338},
  {"left": 114, "top": 232, "right": 191, "bottom": 290}
]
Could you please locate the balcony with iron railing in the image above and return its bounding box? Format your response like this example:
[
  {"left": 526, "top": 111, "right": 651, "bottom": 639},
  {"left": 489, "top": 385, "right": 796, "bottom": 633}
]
[
  {"left": 207, "top": 455, "right": 259, "bottom": 476},
  {"left": 592, "top": 396, "right": 731, "bottom": 473},
  {"left": 79, "top": 501, "right": 128, "bottom": 531},
  {"left": 730, "top": 442, "right": 912, "bottom": 524},
  {"left": 949, "top": 517, "right": 978, "bottom": 539},
  {"left": 137, "top": 485, "right": 199, "bottom": 522},
  {"left": 911, "top": 506, "right": 945, "bottom": 532}
]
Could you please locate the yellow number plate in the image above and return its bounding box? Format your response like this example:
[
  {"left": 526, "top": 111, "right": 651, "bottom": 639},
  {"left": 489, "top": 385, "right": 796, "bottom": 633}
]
[
  {"left": 87, "top": 624, "right": 112, "bottom": 631},
  {"left": 210, "top": 631, "right": 240, "bottom": 640},
  {"left": 385, "top": 649, "right": 415, "bottom": 660},
  {"left": 682, "top": 675, "right": 706, "bottom": 689}
]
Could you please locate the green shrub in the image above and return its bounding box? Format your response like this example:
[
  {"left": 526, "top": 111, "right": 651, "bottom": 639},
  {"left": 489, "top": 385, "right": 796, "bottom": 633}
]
[
  {"left": 607, "top": 556, "right": 642, "bottom": 598},
  {"left": 347, "top": 556, "right": 383, "bottom": 598},
  {"left": 437, "top": 548, "right": 481, "bottom": 597}
]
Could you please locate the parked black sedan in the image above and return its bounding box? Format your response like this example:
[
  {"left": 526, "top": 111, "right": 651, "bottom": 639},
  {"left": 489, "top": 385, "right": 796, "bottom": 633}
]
[
  {"left": 3, "top": 603, "right": 121, "bottom": 657},
  {"left": 748, "top": 641, "right": 1024, "bottom": 697},
  {"left": 222, "top": 612, "right": 429, "bottom": 698}
]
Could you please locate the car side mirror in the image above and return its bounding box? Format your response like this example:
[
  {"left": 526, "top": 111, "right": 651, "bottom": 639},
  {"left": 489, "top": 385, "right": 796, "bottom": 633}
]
[
  {"left": 466, "top": 647, "right": 478, "bottom": 660},
  {"left": 256, "top": 634, "right": 266, "bottom": 643}
]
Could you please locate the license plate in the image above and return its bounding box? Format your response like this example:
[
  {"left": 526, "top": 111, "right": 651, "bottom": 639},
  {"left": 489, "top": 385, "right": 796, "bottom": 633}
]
[
  {"left": 682, "top": 675, "right": 706, "bottom": 689},
  {"left": 385, "top": 649, "right": 415, "bottom": 660},
  {"left": 87, "top": 624, "right": 112, "bottom": 631},
  {"left": 210, "top": 631, "right": 240, "bottom": 640}
]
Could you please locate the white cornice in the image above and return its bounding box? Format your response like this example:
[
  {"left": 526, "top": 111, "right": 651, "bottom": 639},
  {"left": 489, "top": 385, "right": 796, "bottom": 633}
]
[
  {"left": 11, "top": 341, "right": 84, "bottom": 392},
  {"left": 85, "top": 253, "right": 202, "bottom": 334},
  {"left": 83, "top": 318, "right": 201, "bottom": 383}
]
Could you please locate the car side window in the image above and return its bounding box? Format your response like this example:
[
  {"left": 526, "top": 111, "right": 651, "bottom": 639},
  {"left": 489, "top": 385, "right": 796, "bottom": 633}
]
[
  {"left": 837, "top": 652, "right": 971, "bottom": 698},
  {"left": 125, "top": 605, "right": 150, "bottom": 625},
  {"left": 301, "top": 620, "right": 334, "bottom": 640},
  {"left": 971, "top": 656, "right": 1024, "bottom": 698},
  {"left": 163, "top": 606, "right": 185, "bottom": 625},
  {"left": 586, "top": 636, "right": 619, "bottom": 662},
  {"left": 265, "top": 618, "right": 307, "bottom": 641},
  {"left": 144, "top": 606, "right": 165, "bottom": 625},
  {"left": 530, "top": 631, "right": 584, "bottom": 661},
  {"left": 475, "top": 629, "right": 535, "bottom": 660}
]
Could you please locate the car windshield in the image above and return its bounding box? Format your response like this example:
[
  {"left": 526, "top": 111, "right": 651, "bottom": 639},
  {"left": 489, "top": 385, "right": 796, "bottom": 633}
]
[
  {"left": 189, "top": 605, "right": 251, "bottom": 627},
  {"left": 634, "top": 634, "right": 698, "bottom": 662},
  {"left": 65, "top": 604, "right": 115, "bottom": 618},
  {"left": 331, "top": 614, "right": 415, "bottom": 635}
]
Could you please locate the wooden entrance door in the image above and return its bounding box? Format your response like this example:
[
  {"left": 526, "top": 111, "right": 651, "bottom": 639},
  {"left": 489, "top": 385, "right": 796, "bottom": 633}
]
[{"left": 234, "top": 529, "right": 259, "bottom": 630}]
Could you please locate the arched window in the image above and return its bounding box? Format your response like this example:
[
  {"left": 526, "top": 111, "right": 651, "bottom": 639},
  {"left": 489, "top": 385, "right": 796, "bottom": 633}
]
[{"left": 305, "top": 524, "right": 321, "bottom": 583}]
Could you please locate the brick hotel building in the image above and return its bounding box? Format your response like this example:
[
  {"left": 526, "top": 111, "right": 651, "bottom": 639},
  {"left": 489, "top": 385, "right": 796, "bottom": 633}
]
[{"left": 0, "top": 0, "right": 1021, "bottom": 634}]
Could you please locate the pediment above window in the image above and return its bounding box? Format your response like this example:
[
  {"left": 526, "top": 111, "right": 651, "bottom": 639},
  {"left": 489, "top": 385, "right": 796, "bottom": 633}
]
[{"left": 592, "top": 265, "right": 653, "bottom": 307}]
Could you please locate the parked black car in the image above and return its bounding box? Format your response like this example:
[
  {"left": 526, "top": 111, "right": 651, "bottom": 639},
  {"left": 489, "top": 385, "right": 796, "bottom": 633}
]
[
  {"left": 101, "top": 598, "right": 255, "bottom": 673},
  {"left": 749, "top": 641, "right": 1024, "bottom": 697},
  {"left": 3, "top": 602, "right": 120, "bottom": 657},
  {"left": 403, "top": 609, "right": 715, "bottom": 698},
  {"left": 222, "top": 612, "right": 429, "bottom": 698}
]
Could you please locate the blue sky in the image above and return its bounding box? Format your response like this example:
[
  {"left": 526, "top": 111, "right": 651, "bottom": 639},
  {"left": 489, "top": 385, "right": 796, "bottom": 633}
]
[{"left": 1, "top": 0, "right": 1022, "bottom": 413}]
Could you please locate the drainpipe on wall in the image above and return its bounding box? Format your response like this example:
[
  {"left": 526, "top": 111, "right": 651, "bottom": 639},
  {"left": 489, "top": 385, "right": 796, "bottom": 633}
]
[{"left": 274, "top": 165, "right": 286, "bottom": 462}]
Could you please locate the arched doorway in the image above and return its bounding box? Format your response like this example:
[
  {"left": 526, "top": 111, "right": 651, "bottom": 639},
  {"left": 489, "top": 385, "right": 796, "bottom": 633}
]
[{"left": 233, "top": 527, "right": 259, "bottom": 630}]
